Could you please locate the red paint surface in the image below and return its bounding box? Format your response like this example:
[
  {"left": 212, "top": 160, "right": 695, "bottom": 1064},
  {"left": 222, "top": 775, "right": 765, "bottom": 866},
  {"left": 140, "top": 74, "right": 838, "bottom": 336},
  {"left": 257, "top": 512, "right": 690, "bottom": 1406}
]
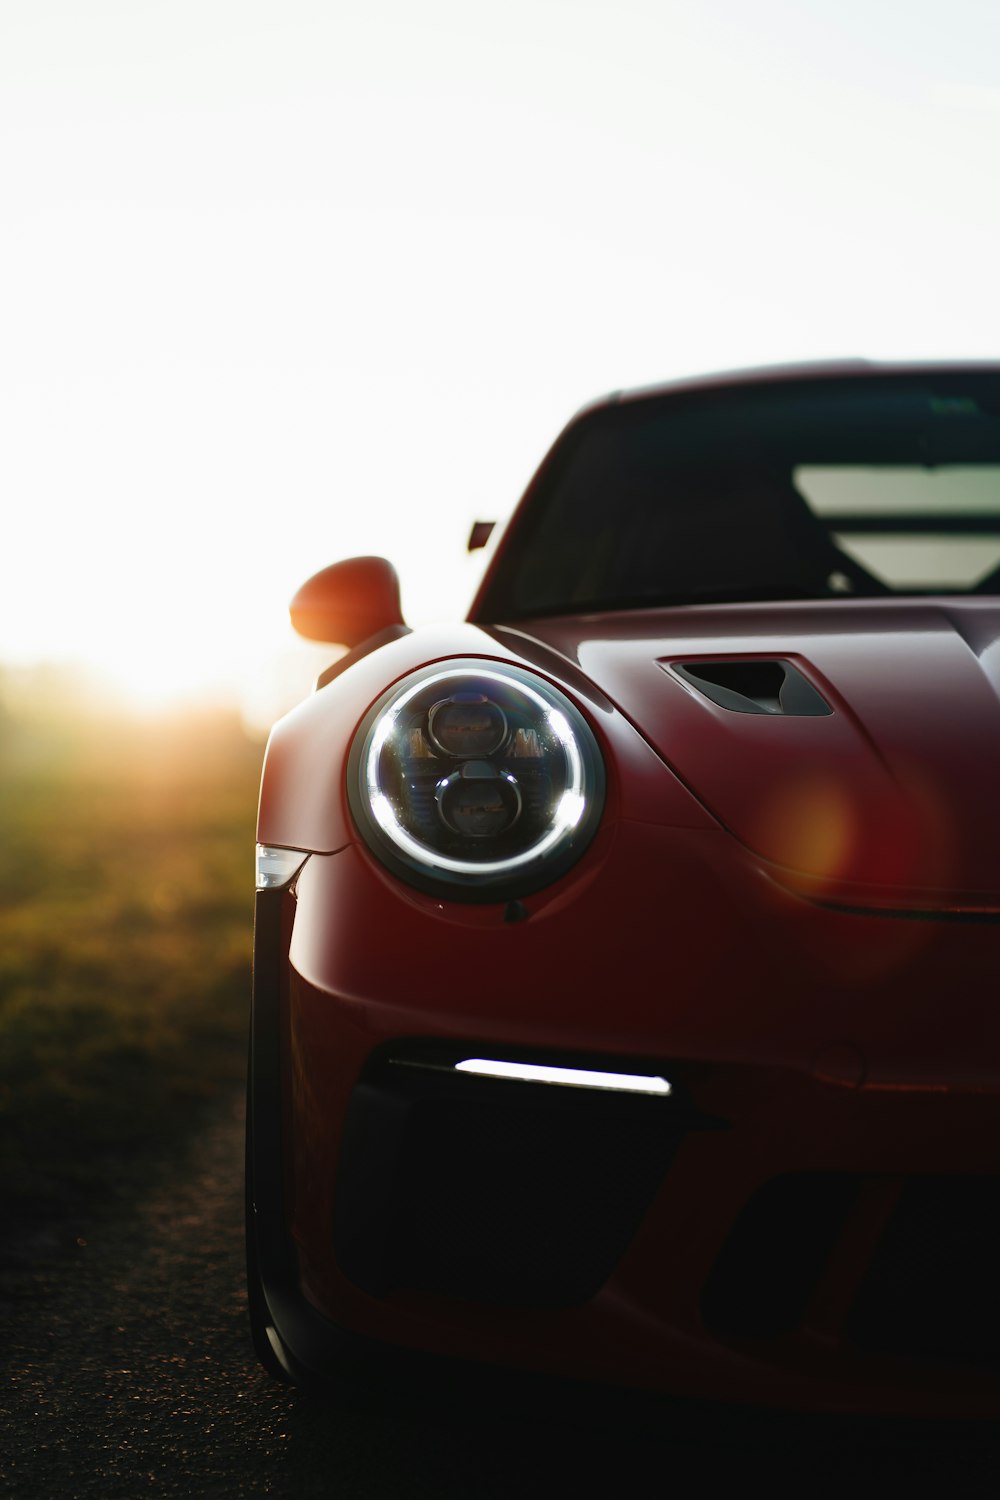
[{"left": 258, "top": 361, "right": 1000, "bottom": 1411}]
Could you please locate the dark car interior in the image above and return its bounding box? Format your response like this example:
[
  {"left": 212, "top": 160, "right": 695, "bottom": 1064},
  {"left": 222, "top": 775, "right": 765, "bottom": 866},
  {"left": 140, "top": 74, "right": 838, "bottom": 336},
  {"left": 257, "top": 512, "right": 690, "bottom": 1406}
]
[{"left": 480, "top": 377, "right": 1000, "bottom": 618}]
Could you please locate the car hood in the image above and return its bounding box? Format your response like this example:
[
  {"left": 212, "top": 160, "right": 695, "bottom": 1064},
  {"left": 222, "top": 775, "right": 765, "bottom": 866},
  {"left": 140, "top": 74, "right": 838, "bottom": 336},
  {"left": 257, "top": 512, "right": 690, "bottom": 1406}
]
[{"left": 496, "top": 598, "right": 1000, "bottom": 908}]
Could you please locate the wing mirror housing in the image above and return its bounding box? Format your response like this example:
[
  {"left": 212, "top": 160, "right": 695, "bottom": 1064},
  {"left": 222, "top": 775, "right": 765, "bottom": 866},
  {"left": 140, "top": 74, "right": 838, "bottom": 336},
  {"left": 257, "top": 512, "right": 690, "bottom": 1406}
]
[
  {"left": 467, "top": 520, "right": 495, "bottom": 552},
  {"left": 289, "top": 556, "right": 406, "bottom": 647}
]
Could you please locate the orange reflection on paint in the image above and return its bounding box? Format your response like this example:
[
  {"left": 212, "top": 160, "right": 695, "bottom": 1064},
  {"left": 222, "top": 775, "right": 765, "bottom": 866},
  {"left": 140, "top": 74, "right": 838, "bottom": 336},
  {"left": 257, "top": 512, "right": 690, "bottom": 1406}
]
[
  {"left": 891, "top": 757, "right": 959, "bottom": 894},
  {"left": 753, "top": 774, "right": 859, "bottom": 882}
]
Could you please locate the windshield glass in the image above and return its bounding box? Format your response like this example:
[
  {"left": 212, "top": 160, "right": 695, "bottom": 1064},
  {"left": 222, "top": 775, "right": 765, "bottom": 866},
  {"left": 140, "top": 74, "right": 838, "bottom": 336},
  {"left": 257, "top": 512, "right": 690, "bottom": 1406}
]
[{"left": 482, "top": 376, "right": 1000, "bottom": 618}]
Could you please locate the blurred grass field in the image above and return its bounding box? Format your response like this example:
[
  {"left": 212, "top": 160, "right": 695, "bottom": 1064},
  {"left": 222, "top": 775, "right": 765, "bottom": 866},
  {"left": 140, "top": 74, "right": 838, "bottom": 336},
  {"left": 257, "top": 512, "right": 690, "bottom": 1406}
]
[{"left": 0, "top": 694, "right": 264, "bottom": 1248}]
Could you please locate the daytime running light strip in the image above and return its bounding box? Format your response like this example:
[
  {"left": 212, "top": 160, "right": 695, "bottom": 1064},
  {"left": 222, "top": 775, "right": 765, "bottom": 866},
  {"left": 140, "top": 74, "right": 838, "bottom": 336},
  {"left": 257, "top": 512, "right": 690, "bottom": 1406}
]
[{"left": 455, "top": 1058, "right": 672, "bottom": 1096}]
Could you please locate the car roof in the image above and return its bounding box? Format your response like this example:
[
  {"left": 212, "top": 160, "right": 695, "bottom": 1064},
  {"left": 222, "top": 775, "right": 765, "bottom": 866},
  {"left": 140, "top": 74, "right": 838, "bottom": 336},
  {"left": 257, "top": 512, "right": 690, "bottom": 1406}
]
[{"left": 580, "top": 358, "right": 1000, "bottom": 419}]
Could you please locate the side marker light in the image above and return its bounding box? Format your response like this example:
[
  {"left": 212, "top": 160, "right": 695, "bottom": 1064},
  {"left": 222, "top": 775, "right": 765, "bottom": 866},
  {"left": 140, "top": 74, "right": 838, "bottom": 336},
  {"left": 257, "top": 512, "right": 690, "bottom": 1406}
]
[{"left": 255, "top": 845, "right": 309, "bottom": 890}]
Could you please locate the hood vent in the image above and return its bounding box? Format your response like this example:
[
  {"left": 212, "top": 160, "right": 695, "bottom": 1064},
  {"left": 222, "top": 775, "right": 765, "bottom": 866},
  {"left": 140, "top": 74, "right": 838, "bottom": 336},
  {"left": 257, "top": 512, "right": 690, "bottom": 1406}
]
[{"left": 669, "top": 659, "right": 832, "bottom": 717}]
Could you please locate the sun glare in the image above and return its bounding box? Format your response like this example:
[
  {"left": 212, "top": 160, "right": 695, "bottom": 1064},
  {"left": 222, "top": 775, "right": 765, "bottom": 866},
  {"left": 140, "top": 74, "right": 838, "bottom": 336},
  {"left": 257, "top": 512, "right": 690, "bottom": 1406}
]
[{"left": 3, "top": 0, "right": 998, "bottom": 722}]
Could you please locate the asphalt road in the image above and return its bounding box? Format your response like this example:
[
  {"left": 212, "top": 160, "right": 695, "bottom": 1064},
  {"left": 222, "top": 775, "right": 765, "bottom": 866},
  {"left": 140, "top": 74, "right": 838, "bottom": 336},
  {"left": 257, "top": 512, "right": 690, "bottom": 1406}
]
[{"left": 3, "top": 1091, "right": 999, "bottom": 1498}]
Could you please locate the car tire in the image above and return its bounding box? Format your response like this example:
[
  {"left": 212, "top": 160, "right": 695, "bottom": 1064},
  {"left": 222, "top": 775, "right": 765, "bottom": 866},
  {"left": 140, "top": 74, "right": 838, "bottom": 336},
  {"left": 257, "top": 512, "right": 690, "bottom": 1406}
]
[{"left": 244, "top": 1102, "right": 296, "bottom": 1386}]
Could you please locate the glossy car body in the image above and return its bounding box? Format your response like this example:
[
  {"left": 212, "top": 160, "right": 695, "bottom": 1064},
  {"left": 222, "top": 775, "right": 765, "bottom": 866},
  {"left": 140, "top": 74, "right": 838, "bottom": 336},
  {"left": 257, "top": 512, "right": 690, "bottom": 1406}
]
[{"left": 248, "top": 361, "right": 1000, "bottom": 1414}]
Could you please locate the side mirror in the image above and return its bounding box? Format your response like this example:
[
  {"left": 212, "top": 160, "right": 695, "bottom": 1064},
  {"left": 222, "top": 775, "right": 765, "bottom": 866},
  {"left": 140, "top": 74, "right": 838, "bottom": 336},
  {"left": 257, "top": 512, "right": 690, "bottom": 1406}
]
[
  {"left": 467, "top": 520, "right": 495, "bottom": 552},
  {"left": 289, "top": 556, "right": 406, "bottom": 646}
]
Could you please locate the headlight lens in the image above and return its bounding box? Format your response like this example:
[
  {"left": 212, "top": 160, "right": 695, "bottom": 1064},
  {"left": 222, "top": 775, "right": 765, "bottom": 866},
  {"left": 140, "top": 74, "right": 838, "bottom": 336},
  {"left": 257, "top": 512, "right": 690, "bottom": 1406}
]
[{"left": 347, "top": 661, "right": 605, "bottom": 899}]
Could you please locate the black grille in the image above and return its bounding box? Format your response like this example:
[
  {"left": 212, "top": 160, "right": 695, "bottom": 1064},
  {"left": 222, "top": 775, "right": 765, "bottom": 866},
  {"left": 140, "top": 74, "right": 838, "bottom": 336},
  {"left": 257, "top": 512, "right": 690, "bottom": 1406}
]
[
  {"left": 703, "top": 1171, "right": 1000, "bottom": 1370},
  {"left": 848, "top": 1175, "right": 1000, "bottom": 1365},
  {"left": 702, "top": 1172, "right": 863, "bottom": 1339},
  {"left": 333, "top": 1045, "right": 697, "bottom": 1308}
]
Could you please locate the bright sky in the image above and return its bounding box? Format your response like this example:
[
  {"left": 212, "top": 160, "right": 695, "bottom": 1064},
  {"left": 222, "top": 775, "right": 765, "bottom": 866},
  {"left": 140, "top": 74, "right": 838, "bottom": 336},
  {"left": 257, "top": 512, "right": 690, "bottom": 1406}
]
[{"left": 3, "top": 0, "right": 1000, "bottom": 726}]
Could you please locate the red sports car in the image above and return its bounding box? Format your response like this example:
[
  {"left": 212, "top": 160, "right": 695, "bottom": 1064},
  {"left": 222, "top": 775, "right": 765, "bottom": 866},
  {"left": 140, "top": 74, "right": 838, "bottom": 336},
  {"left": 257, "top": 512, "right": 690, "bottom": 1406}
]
[{"left": 247, "top": 361, "right": 1000, "bottom": 1414}]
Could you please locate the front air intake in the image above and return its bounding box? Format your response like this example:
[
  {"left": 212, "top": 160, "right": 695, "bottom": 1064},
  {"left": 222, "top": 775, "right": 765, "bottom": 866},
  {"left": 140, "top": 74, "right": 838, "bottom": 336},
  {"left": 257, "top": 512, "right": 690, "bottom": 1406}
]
[{"left": 333, "top": 1044, "right": 693, "bottom": 1307}]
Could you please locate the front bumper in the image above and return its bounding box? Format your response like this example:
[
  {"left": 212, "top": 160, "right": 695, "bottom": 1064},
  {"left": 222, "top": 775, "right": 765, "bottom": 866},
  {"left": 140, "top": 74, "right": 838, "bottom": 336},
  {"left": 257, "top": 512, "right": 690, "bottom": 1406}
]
[{"left": 250, "top": 819, "right": 1000, "bottom": 1413}]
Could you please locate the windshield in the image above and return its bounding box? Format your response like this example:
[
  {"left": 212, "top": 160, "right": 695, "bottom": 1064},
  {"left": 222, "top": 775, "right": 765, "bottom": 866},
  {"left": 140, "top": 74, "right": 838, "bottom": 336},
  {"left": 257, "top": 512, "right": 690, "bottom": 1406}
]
[{"left": 480, "top": 376, "right": 1000, "bottom": 618}]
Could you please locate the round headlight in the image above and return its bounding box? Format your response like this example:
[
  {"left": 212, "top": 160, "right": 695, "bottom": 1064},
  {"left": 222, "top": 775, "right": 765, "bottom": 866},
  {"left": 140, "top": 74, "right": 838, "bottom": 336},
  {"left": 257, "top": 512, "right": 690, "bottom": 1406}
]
[{"left": 347, "top": 661, "right": 605, "bottom": 900}]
